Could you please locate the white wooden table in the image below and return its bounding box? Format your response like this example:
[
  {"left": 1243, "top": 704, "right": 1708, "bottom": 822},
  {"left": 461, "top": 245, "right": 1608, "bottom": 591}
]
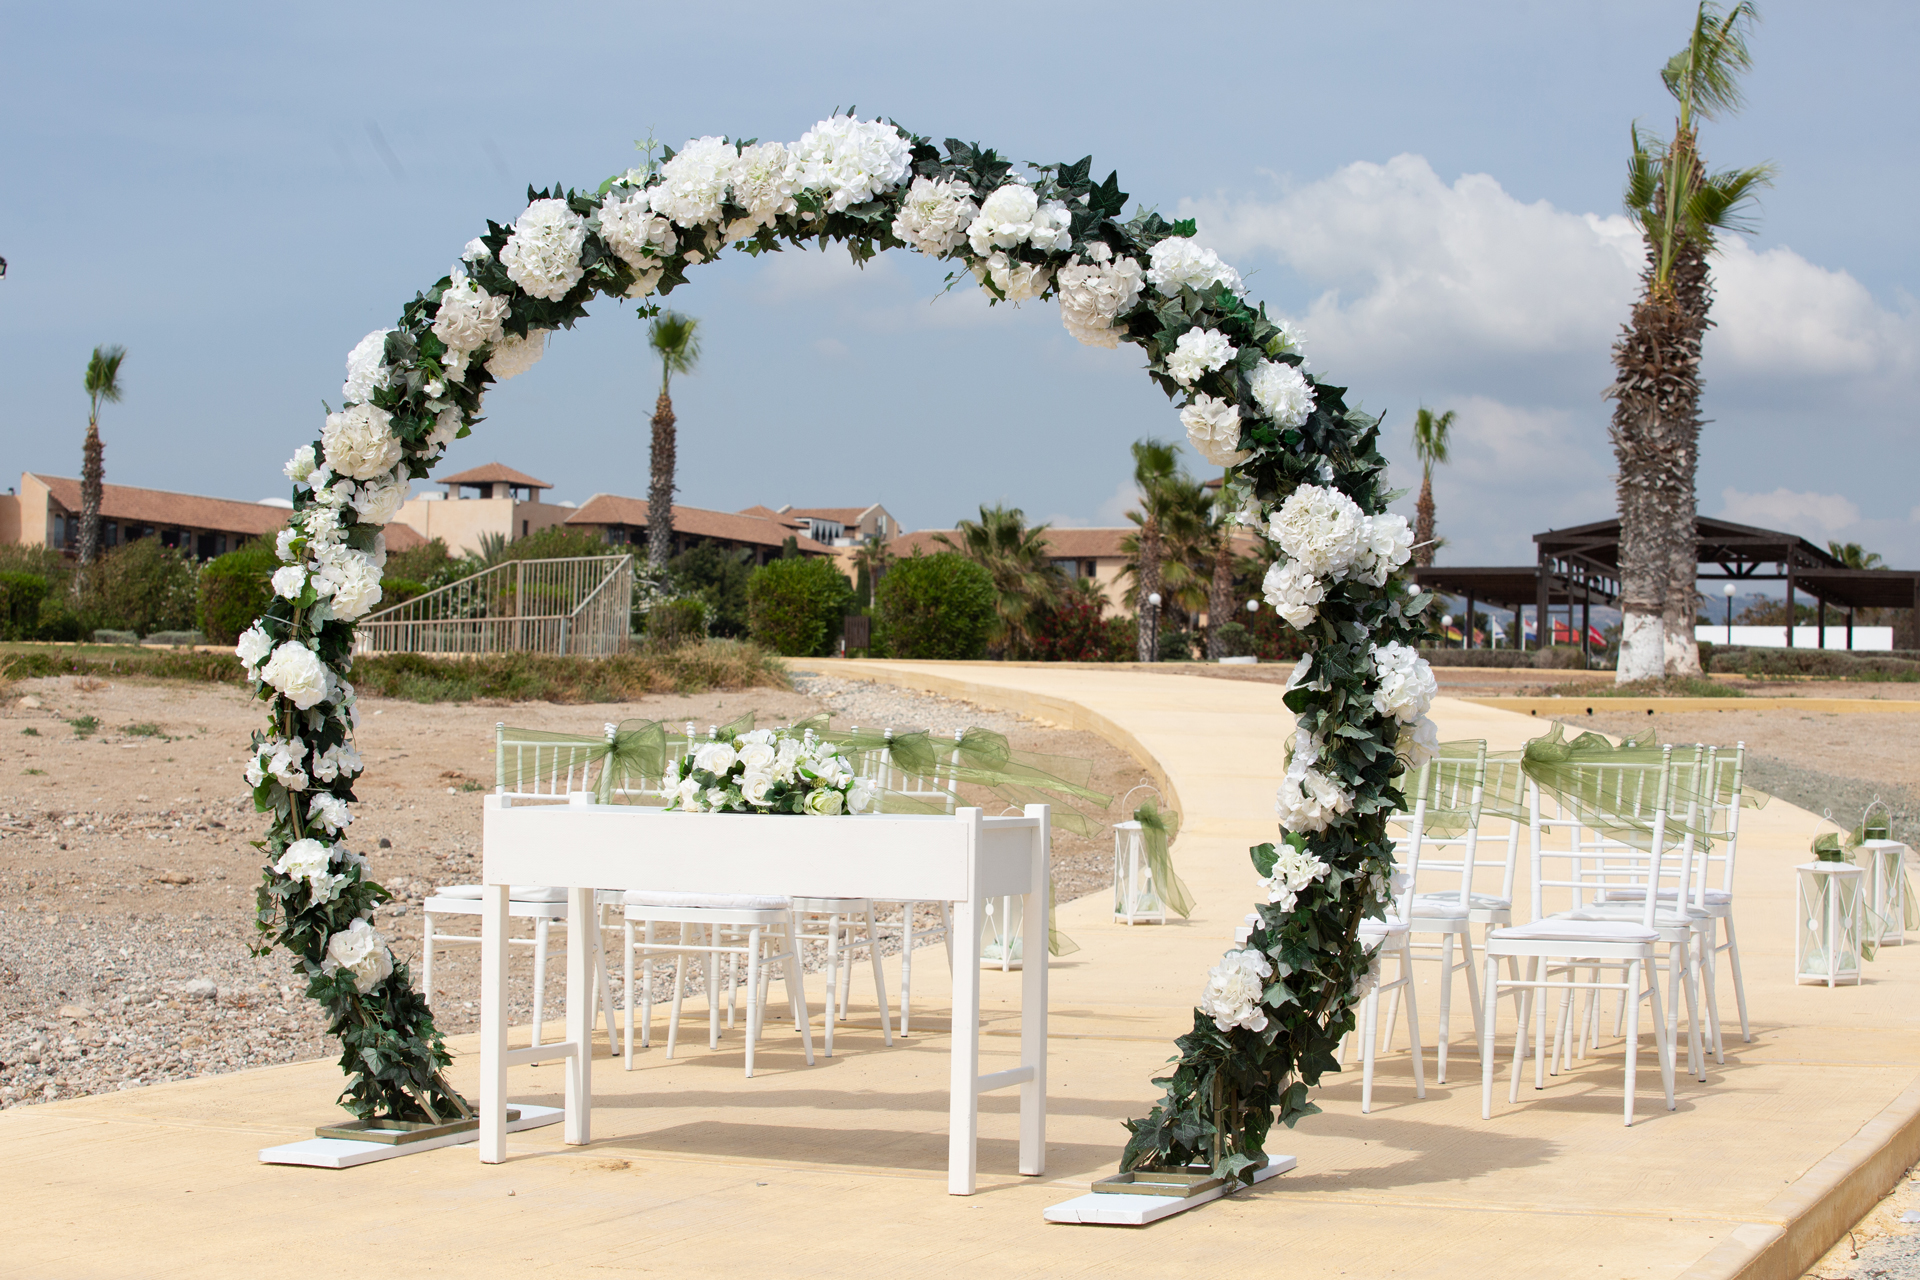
[{"left": 477, "top": 795, "right": 1050, "bottom": 1195}]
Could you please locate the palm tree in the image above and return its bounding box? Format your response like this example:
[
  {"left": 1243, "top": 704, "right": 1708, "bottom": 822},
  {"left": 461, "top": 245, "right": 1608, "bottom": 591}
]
[
  {"left": 1608, "top": 1, "right": 1775, "bottom": 683},
  {"left": 935, "top": 504, "right": 1065, "bottom": 658},
  {"left": 1827, "top": 541, "right": 1885, "bottom": 571},
  {"left": 849, "top": 533, "right": 895, "bottom": 607},
  {"left": 1205, "top": 481, "right": 1238, "bottom": 660},
  {"left": 1410, "top": 407, "right": 1455, "bottom": 568},
  {"left": 645, "top": 312, "right": 701, "bottom": 569},
  {"left": 76, "top": 345, "right": 126, "bottom": 586},
  {"left": 1127, "top": 439, "right": 1181, "bottom": 661}
]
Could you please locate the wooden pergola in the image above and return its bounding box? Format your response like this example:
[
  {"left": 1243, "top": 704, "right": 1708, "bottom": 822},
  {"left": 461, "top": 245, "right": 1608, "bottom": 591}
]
[{"left": 1412, "top": 515, "right": 1920, "bottom": 655}]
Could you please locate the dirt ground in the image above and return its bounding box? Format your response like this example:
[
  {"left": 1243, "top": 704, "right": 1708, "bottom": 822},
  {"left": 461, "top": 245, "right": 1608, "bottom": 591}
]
[{"left": 0, "top": 672, "right": 1144, "bottom": 1110}]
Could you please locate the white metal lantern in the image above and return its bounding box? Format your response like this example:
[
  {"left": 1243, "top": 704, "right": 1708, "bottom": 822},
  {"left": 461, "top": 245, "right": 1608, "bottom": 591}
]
[
  {"left": 1795, "top": 861, "right": 1866, "bottom": 986},
  {"left": 1112, "top": 819, "right": 1166, "bottom": 925},
  {"left": 1861, "top": 839, "right": 1909, "bottom": 947},
  {"left": 980, "top": 894, "right": 1024, "bottom": 970}
]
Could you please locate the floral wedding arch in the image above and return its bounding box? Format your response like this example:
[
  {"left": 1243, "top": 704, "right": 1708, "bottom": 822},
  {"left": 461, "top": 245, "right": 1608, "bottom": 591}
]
[{"left": 241, "top": 115, "right": 1441, "bottom": 1176}]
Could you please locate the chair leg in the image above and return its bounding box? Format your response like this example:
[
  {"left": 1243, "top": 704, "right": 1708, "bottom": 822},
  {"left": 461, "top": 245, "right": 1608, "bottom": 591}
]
[
  {"left": 866, "top": 904, "right": 894, "bottom": 1046},
  {"left": 1460, "top": 930, "right": 1483, "bottom": 1049},
  {"left": 595, "top": 918, "right": 618, "bottom": 1058},
  {"left": 1533, "top": 959, "right": 1549, "bottom": 1092},
  {"left": 1724, "top": 916, "right": 1752, "bottom": 1042},
  {"left": 1648, "top": 959, "right": 1676, "bottom": 1113},
  {"left": 779, "top": 914, "right": 815, "bottom": 1066},
  {"left": 1700, "top": 928, "right": 1725, "bottom": 1064},
  {"left": 422, "top": 912, "right": 436, "bottom": 998},
  {"left": 1400, "top": 942, "right": 1426, "bottom": 1100},
  {"left": 1481, "top": 954, "right": 1500, "bottom": 1119},
  {"left": 745, "top": 925, "right": 762, "bottom": 1079},
  {"left": 531, "top": 916, "right": 549, "bottom": 1048},
  {"left": 899, "top": 903, "right": 916, "bottom": 1038},
  {"left": 823, "top": 913, "right": 840, "bottom": 1058},
  {"left": 1436, "top": 933, "right": 1455, "bottom": 1084},
  {"left": 641, "top": 920, "right": 655, "bottom": 1049},
  {"left": 706, "top": 923, "right": 721, "bottom": 1051},
  {"left": 666, "top": 928, "right": 688, "bottom": 1060},
  {"left": 940, "top": 902, "right": 954, "bottom": 972},
  {"left": 1623, "top": 962, "right": 1641, "bottom": 1127},
  {"left": 1359, "top": 982, "right": 1380, "bottom": 1115},
  {"left": 1382, "top": 983, "right": 1401, "bottom": 1056},
  {"left": 623, "top": 919, "right": 636, "bottom": 1069}
]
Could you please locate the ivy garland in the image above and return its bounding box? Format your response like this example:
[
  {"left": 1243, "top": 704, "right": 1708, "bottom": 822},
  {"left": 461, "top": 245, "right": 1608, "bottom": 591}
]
[{"left": 244, "top": 115, "right": 1439, "bottom": 1164}]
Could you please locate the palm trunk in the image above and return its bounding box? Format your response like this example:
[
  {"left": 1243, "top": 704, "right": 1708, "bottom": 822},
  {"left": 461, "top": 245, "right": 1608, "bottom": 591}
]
[
  {"left": 1136, "top": 519, "right": 1161, "bottom": 662},
  {"left": 1205, "top": 528, "right": 1233, "bottom": 659},
  {"left": 74, "top": 419, "right": 104, "bottom": 596},
  {"left": 1413, "top": 471, "right": 1436, "bottom": 568},
  {"left": 647, "top": 390, "right": 676, "bottom": 569},
  {"left": 1608, "top": 190, "right": 1710, "bottom": 683}
]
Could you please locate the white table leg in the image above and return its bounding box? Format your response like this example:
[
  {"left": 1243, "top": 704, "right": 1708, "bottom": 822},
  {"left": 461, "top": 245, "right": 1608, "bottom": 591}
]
[
  {"left": 565, "top": 886, "right": 594, "bottom": 1145},
  {"left": 948, "top": 888, "right": 981, "bottom": 1195},
  {"left": 1018, "top": 804, "right": 1049, "bottom": 1177},
  {"left": 479, "top": 883, "right": 509, "bottom": 1163}
]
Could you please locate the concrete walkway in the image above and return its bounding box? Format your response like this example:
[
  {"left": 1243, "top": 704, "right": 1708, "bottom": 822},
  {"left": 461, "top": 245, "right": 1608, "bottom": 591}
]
[{"left": 3, "top": 660, "right": 1916, "bottom": 1278}]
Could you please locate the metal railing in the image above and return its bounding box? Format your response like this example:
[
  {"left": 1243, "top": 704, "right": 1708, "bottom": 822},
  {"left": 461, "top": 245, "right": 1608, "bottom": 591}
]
[{"left": 354, "top": 555, "right": 634, "bottom": 657}]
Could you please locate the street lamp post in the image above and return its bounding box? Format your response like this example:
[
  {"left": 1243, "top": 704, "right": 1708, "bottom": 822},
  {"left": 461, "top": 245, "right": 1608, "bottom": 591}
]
[
  {"left": 1441, "top": 613, "right": 1453, "bottom": 649},
  {"left": 1724, "top": 583, "right": 1736, "bottom": 646},
  {"left": 1147, "top": 592, "right": 1161, "bottom": 663}
]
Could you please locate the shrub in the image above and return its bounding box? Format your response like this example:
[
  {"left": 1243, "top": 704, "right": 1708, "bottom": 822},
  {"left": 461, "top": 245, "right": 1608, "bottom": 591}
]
[
  {"left": 668, "top": 541, "right": 754, "bottom": 638},
  {"left": 383, "top": 536, "right": 458, "bottom": 587},
  {"left": 1241, "top": 608, "right": 1308, "bottom": 662},
  {"left": 747, "top": 556, "right": 854, "bottom": 657},
  {"left": 197, "top": 541, "right": 279, "bottom": 644},
  {"left": 1028, "top": 596, "right": 1112, "bottom": 662},
  {"left": 873, "top": 553, "right": 994, "bottom": 660},
  {"left": 82, "top": 538, "right": 198, "bottom": 637},
  {"left": 1157, "top": 626, "right": 1195, "bottom": 662},
  {"left": 644, "top": 597, "right": 710, "bottom": 651},
  {"left": 0, "top": 572, "right": 50, "bottom": 641},
  {"left": 1214, "top": 620, "right": 1255, "bottom": 658},
  {"left": 1102, "top": 615, "right": 1136, "bottom": 661},
  {"left": 380, "top": 577, "right": 427, "bottom": 608}
]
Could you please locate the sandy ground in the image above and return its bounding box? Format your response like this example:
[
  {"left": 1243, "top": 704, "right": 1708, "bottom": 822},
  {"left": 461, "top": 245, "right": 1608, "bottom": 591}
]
[{"left": 0, "top": 672, "right": 1143, "bottom": 1110}]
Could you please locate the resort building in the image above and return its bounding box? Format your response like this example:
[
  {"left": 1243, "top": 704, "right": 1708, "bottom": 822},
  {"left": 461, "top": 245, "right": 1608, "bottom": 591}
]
[
  {"left": 0, "top": 471, "right": 290, "bottom": 561},
  {"left": 738, "top": 503, "right": 902, "bottom": 547},
  {"left": 890, "top": 527, "right": 1136, "bottom": 612},
  {"left": 565, "top": 495, "right": 834, "bottom": 564},
  {"left": 389, "top": 463, "right": 575, "bottom": 557}
]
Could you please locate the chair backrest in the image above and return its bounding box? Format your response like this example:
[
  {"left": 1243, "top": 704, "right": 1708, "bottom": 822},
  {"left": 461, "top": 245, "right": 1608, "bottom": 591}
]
[
  {"left": 495, "top": 721, "right": 610, "bottom": 800},
  {"left": 1528, "top": 745, "right": 1676, "bottom": 931},
  {"left": 872, "top": 728, "right": 959, "bottom": 815},
  {"left": 1396, "top": 742, "right": 1488, "bottom": 909},
  {"left": 1699, "top": 742, "right": 1746, "bottom": 896}
]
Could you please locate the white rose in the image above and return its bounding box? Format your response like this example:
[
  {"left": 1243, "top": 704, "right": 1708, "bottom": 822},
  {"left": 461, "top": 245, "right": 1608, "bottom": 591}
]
[
  {"left": 803, "top": 787, "right": 845, "bottom": 817},
  {"left": 1180, "top": 393, "right": 1249, "bottom": 468},
  {"left": 737, "top": 741, "right": 776, "bottom": 772},
  {"left": 432, "top": 266, "right": 511, "bottom": 355},
  {"left": 235, "top": 624, "right": 274, "bottom": 669},
  {"left": 322, "top": 918, "right": 393, "bottom": 993},
  {"left": 693, "top": 742, "right": 737, "bottom": 774},
  {"left": 1265, "top": 485, "right": 1366, "bottom": 579},
  {"left": 672, "top": 776, "right": 705, "bottom": 811},
  {"left": 284, "top": 445, "right": 318, "bottom": 485},
  {"left": 487, "top": 329, "right": 549, "bottom": 381},
  {"left": 740, "top": 772, "right": 775, "bottom": 807},
  {"left": 321, "top": 403, "right": 403, "bottom": 481},
  {"left": 891, "top": 175, "right": 978, "bottom": 255},
  {"left": 341, "top": 329, "right": 393, "bottom": 405},
  {"left": 271, "top": 566, "right": 307, "bottom": 600},
  {"left": 1167, "top": 328, "right": 1237, "bottom": 387},
  {"left": 847, "top": 779, "right": 875, "bottom": 814},
  {"left": 742, "top": 728, "right": 775, "bottom": 746},
  {"left": 260, "top": 641, "right": 331, "bottom": 710},
  {"left": 1262, "top": 562, "right": 1326, "bottom": 630},
  {"left": 499, "top": 198, "right": 588, "bottom": 301},
  {"left": 1145, "top": 236, "right": 1245, "bottom": 298},
  {"left": 1056, "top": 242, "right": 1145, "bottom": 347},
  {"left": 1248, "top": 360, "right": 1315, "bottom": 428}
]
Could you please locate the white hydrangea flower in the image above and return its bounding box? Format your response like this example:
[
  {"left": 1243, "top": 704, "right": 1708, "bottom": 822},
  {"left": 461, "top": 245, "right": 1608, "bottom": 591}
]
[
  {"left": 341, "top": 329, "right": 393, "bottom": 405},
  {"left": 966, "top": 183, "right": 1070, "bottom": 256},
  {"left": 1167, "top": 328, "right": 1237, "bottom": 387},
  {"left": 321, "top": 403, "right": 403, "bottom": 481},
  {"left": 426, "top": 404, "right": 465, "bottom": 452},
  {"left": 1351, "top": 513, "right": 1415, "bottom": 587},
  {"left": 1180, "top": 393, "right": 1249, "bottom": 468},
  {"left": 1055, "top": 242, "right": 1145, "bottom": 347},
  {"left": 1260, "top": 843, "right": 1331, "bottom": 912},
  {"left": 323, "top": 918, "right": 393, "bottom": 993},
  {"left": 1262, "top": 561, "right": 1325, "bottom": 629},
  {"left": 1249, "top": 360, "right": 1315, "bottom": 427},
  {"left": 284, "top": 445, "right": 318, "bottom": 486},
  {"left": 1272, "top": 319, "right": 1308, "bottom": 361},
  {"left": 311, "top": 545, "right": 383, "bottom": 621},
  {"left": 309, "top": 742, "right": 364, "bottom": 783},
  {"left": 487, "top": 329, "right": 549, "bottom": 381},
  {"left": 1402, "top": 715, "right": 1441, "bottom": 769},
  {"left": 500, "top": 198, "right": 588, "bottom": 301},
  {"left": 1200, "top": 948, "right": 1272, "bottom": 1033},
  {"left": 891, "top": 175, "right": 978, "bottom": 256},
  {"left": 432, "top": 266, "right": 510, "bottom": 357},
  {"left": 1146, "top": 236, "right": 1245, "bottom": 298},
  {"left": 271, "top": 565, "right": 307, "bottom": 600},
  {"left": 724, "top": 140, "right": 800, "bottom": 240},
  {"left": 789, "top": 115, "right": 911, "bottom": 213},
  {"left": 598, "top": 187, "right": 679, "bottom": 291},
  {"left": 260, "top": 641, "right": 331, "bottom": 710},
  {"left": 971, "top": 251, "right": 1051, "bottom": 302},
  {"left": 1266, "top": 485, "right": 1366, "bottom": 579},
  {"left": 461, "top": 238, "right": 492, "bottom": 263},
  {"left": 1283, "top": 653, "right": 1330, "bottom": 694},
  {"left": 275, "top": 838, "right": 343, "bottom": 902},
  {"left": 253, "top": 735, "right": 309, "bottom": 791},
  {"left": 235, "top": 624, "right": 274, "bottom": 669},
  {"left": 308, "top": 792, "right": 352, "bottom": 835},
  {"left": 1275, "top": 766, "right": 1353, "bottom": 834},
  {"left": 1370, "top": 641, "right": 1438, "bottom": 724},
  {"left": 349, "top": 474, "right": 408, "bottom": 527}
]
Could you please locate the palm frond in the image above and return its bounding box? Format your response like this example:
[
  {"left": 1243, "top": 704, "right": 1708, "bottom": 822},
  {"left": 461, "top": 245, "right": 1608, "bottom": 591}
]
[
  {"left": 1622, "top": 123, "right": 1664, "bottom": 231},
  {"left": 647, "top": 312, "right": 701, "bottom": 386},
  {"left": 1684, "top": 161, "right": 1777, "bottom": 241},
  {"left": 1661, "top": 1, "right": 1759, "bottom": 123},
  {"left": 84, "top": 344, "right": 126, "bottom": 405},
  {"left": 1411, "top": 407, "right": 1455, "bottom": 470}
]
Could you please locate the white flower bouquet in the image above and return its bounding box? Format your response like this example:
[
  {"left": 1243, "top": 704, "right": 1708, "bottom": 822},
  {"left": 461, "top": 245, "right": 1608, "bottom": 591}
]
[{"left": 665, "top": 725, "right": 875, "bottom": 817}]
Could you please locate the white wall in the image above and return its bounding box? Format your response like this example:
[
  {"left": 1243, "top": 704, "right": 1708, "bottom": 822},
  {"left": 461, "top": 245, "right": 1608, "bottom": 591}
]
[{"left": 1694, "top": 625, "right": 1894, "bottom": 651}]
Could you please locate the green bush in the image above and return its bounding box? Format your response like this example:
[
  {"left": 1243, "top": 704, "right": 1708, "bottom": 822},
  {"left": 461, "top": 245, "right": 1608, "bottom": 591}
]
[
  {"left": 380, "top": 577, "right": 427, "bottom": 608},
  {"left": 873, "top": 553, "right": 995, "bottom": 660},
  {"left": 82, "top": 538, "right": 198, "bottom": 637},
  {"left": 1102, "top": 615, "right": 1136, "bottom": 661},
  {"left": 383, "top": 536, "right": 458, "bottom": 587},
  {"left": 0, "top": 572, "right": 50, "bottom": 640},
  {"left": 644, "top": 597, "right": 710, "bottom": 651},
  {"left": 1214, "top": 620, "right": 1254, "bottom": 658},
  {"left": 1028, "top": 596, "right": 1113, "bottom": 661},
  {"left": 1157, "top": 626, "right": 1195, "bottom": 662},
  {"left": 197, "top": 541, "right": 279, "bottom": 644},
  {"left": 668, "top": 541, "right": 754, "bottom": 638},
  {"left": 747, "top": 557, "right": 854, "bottom": 657}
]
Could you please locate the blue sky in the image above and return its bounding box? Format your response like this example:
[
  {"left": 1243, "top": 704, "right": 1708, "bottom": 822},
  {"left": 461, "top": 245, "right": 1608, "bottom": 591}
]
[{"left": 4, "top": 1, "right": 1916, "bottom": 574}]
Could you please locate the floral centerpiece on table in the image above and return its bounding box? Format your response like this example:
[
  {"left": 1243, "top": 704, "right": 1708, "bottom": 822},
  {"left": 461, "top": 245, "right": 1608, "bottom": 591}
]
[{"left": 665, "top": 725, "right": 876, "bottom": 816}]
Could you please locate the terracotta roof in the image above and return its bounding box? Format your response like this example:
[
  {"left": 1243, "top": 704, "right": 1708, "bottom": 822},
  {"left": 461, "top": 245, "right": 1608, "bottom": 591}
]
[
  {"left": 436, "top": 462, "right": 552, "bottom": 489},
  {"left": 566, "top": 495, "right": 831, "bottom": 553},
  {"left": 31, "top": 474, "right": 289, "bottom": 538},
  {"left": 782, "top": 505, "right": 874, "bottom": 523},
  {"left": 892, "top": 527, "right": 1138, "bottom": 560},
  {"left": 735, "top": 504, "right": 802, "bottom": 526},
  {"left": 383, "top": 523, "right": 427, "bottom": 552}
]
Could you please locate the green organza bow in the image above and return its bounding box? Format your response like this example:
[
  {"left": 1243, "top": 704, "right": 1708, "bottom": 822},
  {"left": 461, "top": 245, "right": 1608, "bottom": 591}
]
[
  {"left": 1520, "top": 724, "right": 1767, "bottom": 854},
  {"left": 497, "top": 718, "right": 668, "bottom": 804},
  {"left": 1132, "top": 797, "right": 1195, "bottom": 919}
]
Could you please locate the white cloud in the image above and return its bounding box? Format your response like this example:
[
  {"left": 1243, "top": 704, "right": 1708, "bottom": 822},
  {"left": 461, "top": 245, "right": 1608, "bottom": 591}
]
[
  {"left": 1718, "top": 486, "right": 1861, "bottom": 533},
  {"left": 1710, "top": 238, "right": 1920, "bottom": 380}
]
